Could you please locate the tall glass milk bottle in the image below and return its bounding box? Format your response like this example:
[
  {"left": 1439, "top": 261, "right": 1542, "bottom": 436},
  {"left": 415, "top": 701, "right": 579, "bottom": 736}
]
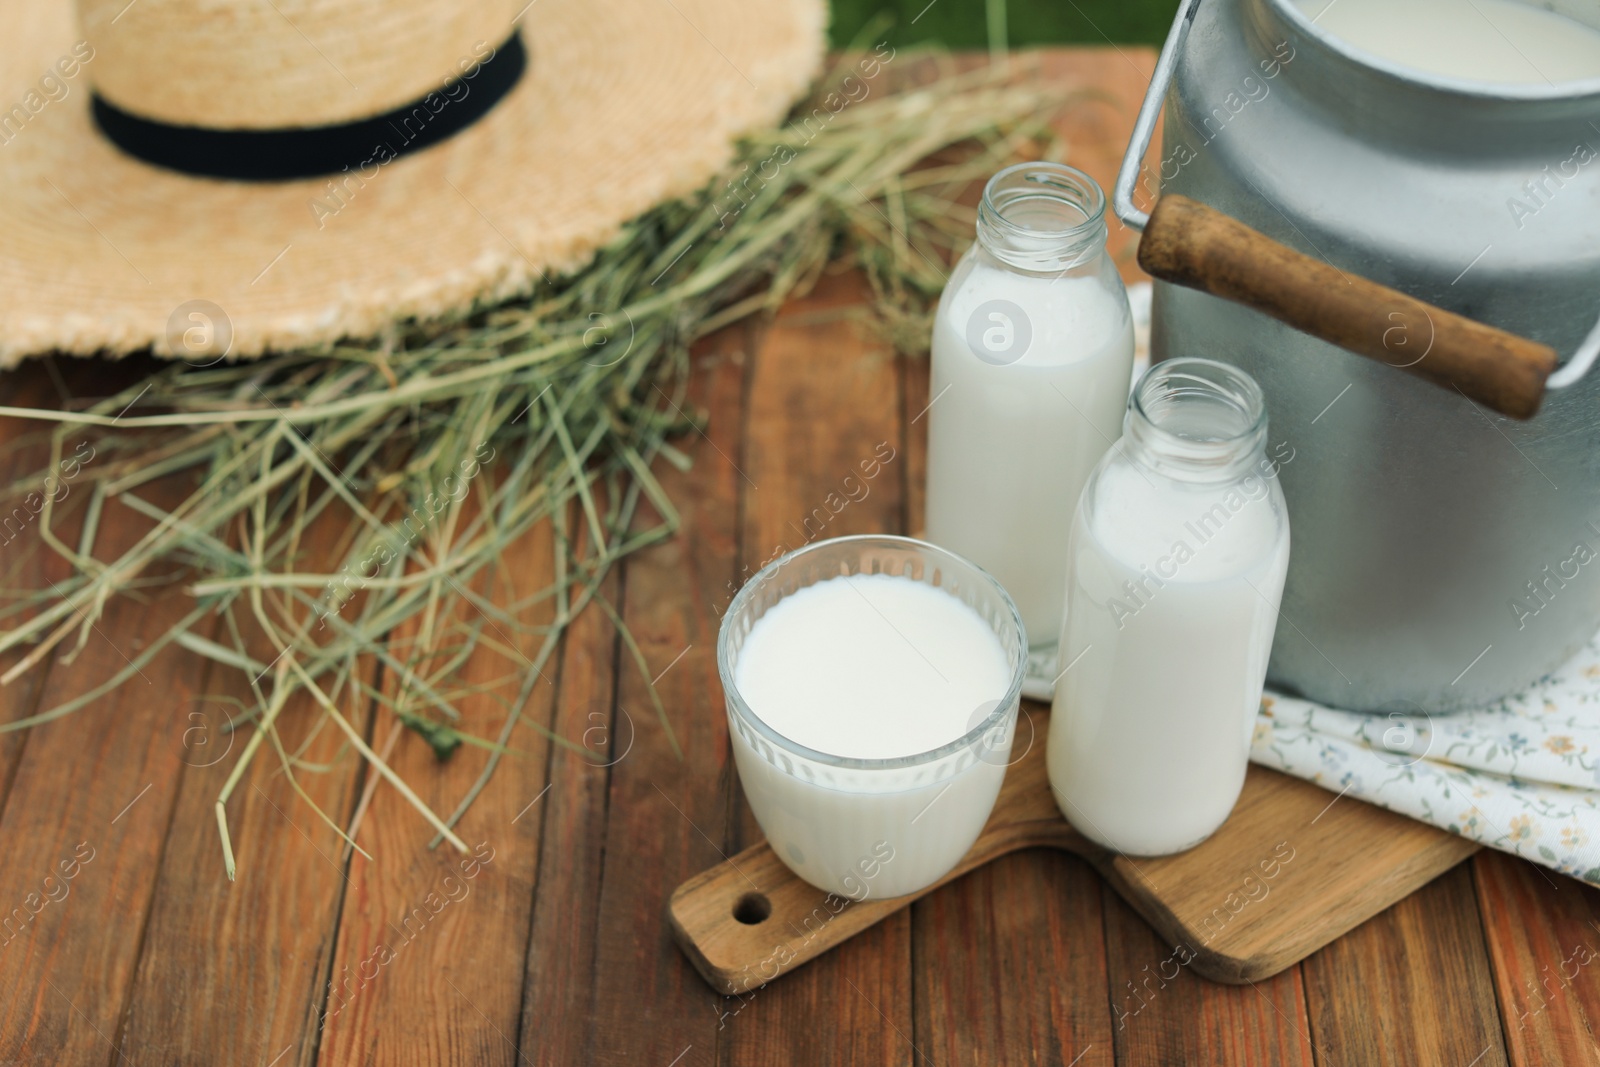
[
  {"left": 925, "top": 163, "right": 1134, "bottom": 695},
  {"left": 1049, "top": 358, "right": 1290, "bottom": 856}
]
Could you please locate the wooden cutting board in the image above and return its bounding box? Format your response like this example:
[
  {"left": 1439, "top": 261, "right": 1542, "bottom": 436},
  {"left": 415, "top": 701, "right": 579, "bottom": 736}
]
[{"left": 669, "top": 701, "right": 1479, "bottom": 994}]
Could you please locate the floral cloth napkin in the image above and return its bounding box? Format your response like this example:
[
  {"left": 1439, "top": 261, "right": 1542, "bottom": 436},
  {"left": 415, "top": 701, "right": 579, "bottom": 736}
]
[
  {"left": 1251, "top": 638, "right": 1600, "bottom": 886},
  {"left": 1124, "top": 281, "right": 1600, "bottom": 886}
]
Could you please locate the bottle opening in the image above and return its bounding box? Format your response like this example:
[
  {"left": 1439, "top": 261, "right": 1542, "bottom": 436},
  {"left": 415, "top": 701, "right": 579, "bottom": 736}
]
[
  {"left": 1128, "top": 358, "right": 1269, "bottom": 478},
  {"left": 977, "top": 162, "right": 1108, "bottom": 272}
]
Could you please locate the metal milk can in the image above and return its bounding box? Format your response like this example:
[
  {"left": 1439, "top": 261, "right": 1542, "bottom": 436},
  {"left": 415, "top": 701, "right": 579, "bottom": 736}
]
[{"left": 1114, "top": 0, "right": 1600, "bottom": 711}]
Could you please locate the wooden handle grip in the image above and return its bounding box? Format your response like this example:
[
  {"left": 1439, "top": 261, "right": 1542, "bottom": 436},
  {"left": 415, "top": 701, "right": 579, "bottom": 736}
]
[
  {"left": 1138, "top": 195, "right": 1558, "bottom": 420},
  {"left": 668, "top": 842, "right": 940, "bottom": 996}
]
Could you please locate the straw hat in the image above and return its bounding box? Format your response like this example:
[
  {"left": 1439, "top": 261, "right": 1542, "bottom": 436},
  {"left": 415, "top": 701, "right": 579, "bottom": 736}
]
[{"left": 0, "top": 0, "right": 826, "bottom": 366}]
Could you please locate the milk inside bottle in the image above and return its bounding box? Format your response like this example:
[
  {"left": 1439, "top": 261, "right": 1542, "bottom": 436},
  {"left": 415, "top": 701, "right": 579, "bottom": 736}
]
[
  {"left": 926, "top": 163, "right": 1135, "bottom": 696},
  {"left": 1048, "top": 359, "right": 1290, "bottom": 856}
]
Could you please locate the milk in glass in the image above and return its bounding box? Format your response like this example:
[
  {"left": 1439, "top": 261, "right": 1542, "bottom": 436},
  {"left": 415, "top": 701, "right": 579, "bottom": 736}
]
[
  {"left": 1048, "top": 359, "right": 1290, "bottom": 856},
  {"left": 926, "top": 163, "right": 1134, "bottom": 695},
  {"left": 720, "top": 537, "right": 1026, "bottom": 899}
]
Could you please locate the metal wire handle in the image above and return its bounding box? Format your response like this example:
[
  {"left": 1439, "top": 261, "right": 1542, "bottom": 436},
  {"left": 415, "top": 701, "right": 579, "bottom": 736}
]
[{"left": 1111, "top": 0, "right": 1202, "bottom": 234}]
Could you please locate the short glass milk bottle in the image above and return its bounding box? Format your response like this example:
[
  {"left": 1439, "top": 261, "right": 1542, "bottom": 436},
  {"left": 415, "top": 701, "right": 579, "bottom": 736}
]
[
  {"left": 925, "top": 162, "right": 1134, "bottom": 696},
  {"left": 1048, "top": 358, "right": 1290, "bottom": 856}
]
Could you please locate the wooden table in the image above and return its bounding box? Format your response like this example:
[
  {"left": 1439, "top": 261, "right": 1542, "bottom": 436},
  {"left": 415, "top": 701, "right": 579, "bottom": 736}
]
[{"left": 3, "top": 48, "right": 1600, "bottom": 1067}]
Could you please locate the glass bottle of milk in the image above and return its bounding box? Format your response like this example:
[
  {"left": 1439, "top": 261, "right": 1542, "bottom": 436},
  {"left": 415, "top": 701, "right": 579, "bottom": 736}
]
[
  {"left": 1048, "top": 358, "right": 1290, "bottom": 856},
  {"left": 925, "top": 162, "right": 1134, "bottom": 694}
]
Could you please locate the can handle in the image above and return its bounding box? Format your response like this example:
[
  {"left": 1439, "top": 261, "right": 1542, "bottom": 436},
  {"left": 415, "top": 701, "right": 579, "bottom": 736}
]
[
  {"left": 1547, "top": 314, "right": 1600, "bottom": 391},
  {"left": 1140, "top": 195, "right": 1557, "bottom": 419},
  {"left": 1111, "top": 0, "right": 1200, "bottom": 233},
  {"left": 1113, "top": 0, "right": 1573, "bottom": 419}
]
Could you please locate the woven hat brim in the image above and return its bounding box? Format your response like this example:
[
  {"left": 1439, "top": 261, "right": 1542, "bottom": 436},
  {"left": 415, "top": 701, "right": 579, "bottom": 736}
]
[{"left": 0, "top": 0, "right": 826, "bottom": 366}]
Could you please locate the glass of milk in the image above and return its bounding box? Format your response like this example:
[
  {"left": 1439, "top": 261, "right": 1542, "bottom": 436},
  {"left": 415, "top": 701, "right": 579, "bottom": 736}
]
[
  {"left": 926, "top": 162, "right": 1135, "bottom": 700},
  {"left": 719, "top": 535, "right": 1027, "bottom": 900},
  {"left": 1048, "top": 358, "right": 1290, "bottom": 856}
]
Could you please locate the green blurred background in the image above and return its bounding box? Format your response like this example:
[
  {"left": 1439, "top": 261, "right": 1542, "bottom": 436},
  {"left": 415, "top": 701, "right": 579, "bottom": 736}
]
[{"left": 829, "top": 0, "right": 1181, "bottom": 48}]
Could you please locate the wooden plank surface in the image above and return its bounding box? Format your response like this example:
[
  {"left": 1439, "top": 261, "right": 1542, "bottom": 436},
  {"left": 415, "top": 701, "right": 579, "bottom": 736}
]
[
  {"left": 316, "top": 508, "right": 557, "bottom": 1065},
  {"left": 1475, "top": 849, "right": 1600, "bottom": 1066},
  {"left": 519, "top": 521, "right": 622, "bottom": 1067},
  {"left": 0, "top": 364, "right": 82, "bottom": 822},
  {"left": 0, "top": 478, "right": 202, "bottom": 1064},
  {"left": 584, "top": 319, "right": 757, "bottom": 1067},
  {"left": 915, "top": 850, "right": 1114, "bottom": 1067},
  {"left": 519, "top": 523, "right": 624, "bottom": 1066},
  {"left": 1301, "top": 864, "right": 1508, "bottom": 1066},
  {"left": 1102, "top": 886, "right": 1314, "bottom": 1067},
  {"left": 0, "top": 46, "right": 1589, "bottom": 1067},
  {"left": 118, "top": 516, "right": 377, "bottom": 1067}
]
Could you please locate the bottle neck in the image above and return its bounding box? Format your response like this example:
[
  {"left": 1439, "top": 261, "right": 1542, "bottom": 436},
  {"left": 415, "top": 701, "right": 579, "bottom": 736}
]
[
  {"left": 1122, "top": 359, "right": 1269, "bottom": 483},
  {"left": 975, "top": 162, "right": 1109, "bottom": 274}
]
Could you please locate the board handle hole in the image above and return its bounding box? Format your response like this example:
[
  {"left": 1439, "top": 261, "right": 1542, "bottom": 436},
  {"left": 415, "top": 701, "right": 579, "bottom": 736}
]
[{"left": 732, "top": 892, "right": 771, "bottom": 925}]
